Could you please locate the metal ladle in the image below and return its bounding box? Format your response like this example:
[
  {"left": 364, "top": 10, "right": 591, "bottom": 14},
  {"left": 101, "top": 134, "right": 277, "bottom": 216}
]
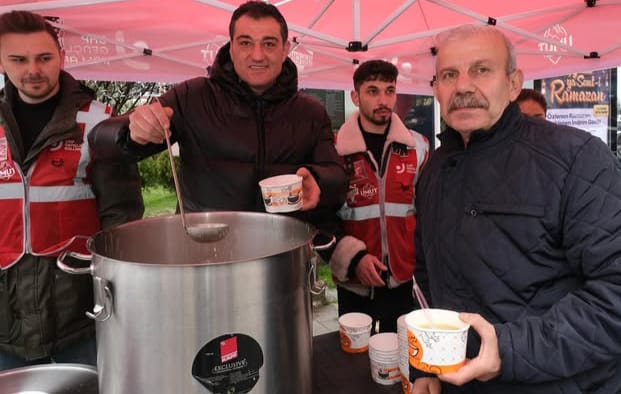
[{"left": 163, "top": 126, "right": 228, "bottom": 242}]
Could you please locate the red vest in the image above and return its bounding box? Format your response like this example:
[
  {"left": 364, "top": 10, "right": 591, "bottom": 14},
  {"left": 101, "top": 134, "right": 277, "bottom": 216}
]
[
  {"left": 339, "top": 145, "right": 423, "bottom": 282},
  {"left": 0, "top": 101, "right": 112, "bottom": 269}
]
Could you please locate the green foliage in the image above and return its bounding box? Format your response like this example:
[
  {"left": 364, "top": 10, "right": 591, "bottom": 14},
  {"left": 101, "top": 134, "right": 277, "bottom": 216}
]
[
  {"left": 137, "top": 151, "right": 180, "bottom": 191},
  {"left": 319, "top": 260, "right": 336, "bottom": 289},
  {"left": 142, "top": 186, "right": 177, "bottom": 217}
]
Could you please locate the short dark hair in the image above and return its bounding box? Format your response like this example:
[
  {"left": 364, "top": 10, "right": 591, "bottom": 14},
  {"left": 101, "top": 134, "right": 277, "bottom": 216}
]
[
  {"left": 229, "top": 1, "right": 288, "bottom": 43},
  {"left": 517, "top": 88, "right": 547, "bottom": 112},
  {"left": 0, "top": 10, "right": 60, "bottom": 49},
  {"left": 353, "top": 60, "right": 398, "bottom": 91}
]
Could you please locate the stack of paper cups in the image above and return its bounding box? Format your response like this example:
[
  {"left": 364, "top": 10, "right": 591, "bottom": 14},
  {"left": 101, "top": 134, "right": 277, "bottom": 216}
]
[
  {"left": 397, "top": 314, "right": 411, "bottom": 393},
  {"left": 368, "top": 332, "right": 401, "bottom": 385}
]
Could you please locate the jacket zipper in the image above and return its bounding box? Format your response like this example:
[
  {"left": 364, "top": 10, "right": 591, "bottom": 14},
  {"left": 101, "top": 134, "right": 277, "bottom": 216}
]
[
  {"left": 378, "top": 143, "right": 393, "bottom": 281},
  {"left": 19, "top": 164, "right": 31, "bottom": 253},
  {"left": 465, "top": 203, "right": 545, "bottom": 217}
]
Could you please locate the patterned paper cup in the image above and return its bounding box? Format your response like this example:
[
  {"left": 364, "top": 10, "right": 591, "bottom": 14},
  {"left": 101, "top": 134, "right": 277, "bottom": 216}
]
[
  {"left": 405, "top": 309, "right": 469, "bottom": 374},
  {"left": 338, "top": 312, "right": 373, "bottom": 353},
  {"left": 258, "top": 174, "right": 303, "bottom": 213}
]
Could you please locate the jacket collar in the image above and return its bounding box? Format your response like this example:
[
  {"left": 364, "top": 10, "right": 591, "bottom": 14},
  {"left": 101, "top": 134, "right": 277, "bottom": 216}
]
[
  {"left": 209, "top": 42, "right": 298, "bottom": 104},
  {"left": 335, "top": 111, "right": 418, "bottom": 156},
  {"left": 0, "top": 70, "right": 95, "bottom": 166},
  {"left": 1, "top": 70, "right": 92, "bottom": 108},
  {"left": 438, "top": 101, "right": 521, "bottom": 151}
]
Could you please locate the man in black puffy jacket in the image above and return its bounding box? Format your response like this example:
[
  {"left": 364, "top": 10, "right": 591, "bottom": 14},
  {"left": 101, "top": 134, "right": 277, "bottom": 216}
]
[
  {"left": 412, "top": 24, "right": 621, "bottom": 393},
  {"left": 89, "top": 1, "right": 347, "bottom": 235}
]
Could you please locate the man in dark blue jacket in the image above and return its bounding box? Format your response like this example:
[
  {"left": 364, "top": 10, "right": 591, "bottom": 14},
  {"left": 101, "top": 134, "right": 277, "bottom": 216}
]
[{"left": 412, "top": 24, "right": 621, "bottom": 393}]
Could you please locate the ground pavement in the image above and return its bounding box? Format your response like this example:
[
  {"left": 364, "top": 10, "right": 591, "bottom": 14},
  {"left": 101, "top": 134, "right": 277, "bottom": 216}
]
[{"left": 312, "top": 288, "right": 339, "bottom": 336}]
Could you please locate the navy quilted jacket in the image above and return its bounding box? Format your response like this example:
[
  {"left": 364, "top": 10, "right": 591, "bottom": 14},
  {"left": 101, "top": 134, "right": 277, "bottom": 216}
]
[{"left": 415, "top": 102, "right": 621, "bottom": 393}]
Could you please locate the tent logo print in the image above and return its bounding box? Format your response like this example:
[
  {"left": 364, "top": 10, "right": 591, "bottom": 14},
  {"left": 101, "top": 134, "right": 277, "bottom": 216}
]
[
  {"left": 200, "top": 36, "right": 227, "bottom": 64},
  {"left": 540, "top": 24, "right": 573, "bottom": 65},
  {"left": 290, "top": 48, "right": 314, "bottom": 72}
]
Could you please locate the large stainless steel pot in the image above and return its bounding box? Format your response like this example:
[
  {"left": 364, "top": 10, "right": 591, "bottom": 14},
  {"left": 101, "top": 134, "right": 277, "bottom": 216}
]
[
  {"left": 0, "top": 363, "right": 98, "bottom": 393},
  {"left": 57, "top": 212, "right": 330, "bottom": 394}
]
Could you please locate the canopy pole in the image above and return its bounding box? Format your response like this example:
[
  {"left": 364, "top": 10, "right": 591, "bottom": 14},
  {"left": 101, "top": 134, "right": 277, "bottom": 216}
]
[
  {"left": 289, "top": 23, "right": 349, "bottom": 47},
  {"left": 290, "top": 0, "right": 335, "bottom": 53},
  {"left": 353, "top": 0, "right": 360, "bottom": 41},
  {"left": 363, "top": 0, "right": 417, "bottom": 47},
  {"left": 193, "top": 0, "right": 236, "bottom": 12},
  {"left": 425, "top": 0, "right": 589, "bottom": 56},
  {"left": 371, "top": 25, "right": 450, "bottom": 48}
]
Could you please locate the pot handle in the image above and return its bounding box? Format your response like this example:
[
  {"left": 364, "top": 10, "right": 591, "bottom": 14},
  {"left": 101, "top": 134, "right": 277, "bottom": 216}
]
[
  {"left": 56, "top": 251, "right": 93, "bottom": 275},
  {"left": 86, "top": 277, "right": 113, "bottom": 322},
  {"left": 308, "top": 255, "right": 327, "bottom": 296},
  {"left": 311, "top": 231, "right": 336, "bottom": 252}
]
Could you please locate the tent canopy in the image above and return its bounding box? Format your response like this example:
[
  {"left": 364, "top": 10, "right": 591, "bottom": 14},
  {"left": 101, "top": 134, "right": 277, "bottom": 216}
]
[{"left": 3, "top": 0, "right": 621, "bottom": 94}]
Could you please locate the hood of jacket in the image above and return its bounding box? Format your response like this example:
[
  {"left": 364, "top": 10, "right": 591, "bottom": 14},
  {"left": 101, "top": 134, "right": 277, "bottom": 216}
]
[{"left": 209, "top": 42, "right": 298, "bottom": 104}]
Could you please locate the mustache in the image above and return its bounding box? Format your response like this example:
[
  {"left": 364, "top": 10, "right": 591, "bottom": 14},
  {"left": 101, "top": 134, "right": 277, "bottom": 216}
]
[
  {"left": 448, "top": 94, "right": 488, "bottom": 112},
  {"left": 374, "top": 106, "right": 392, "bottom": 114},
  {"left": 23, "top": 75, "right": 46, "bottom": 83}
]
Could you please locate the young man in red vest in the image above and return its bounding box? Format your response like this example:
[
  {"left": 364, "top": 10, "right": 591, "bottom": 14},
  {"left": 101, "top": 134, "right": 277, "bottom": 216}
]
[
  {"left": 0, "top": 10, "right": 143, "bottom": 370},
  {"left": 329, "top": 60, "right": 429, "bottom": 333}
]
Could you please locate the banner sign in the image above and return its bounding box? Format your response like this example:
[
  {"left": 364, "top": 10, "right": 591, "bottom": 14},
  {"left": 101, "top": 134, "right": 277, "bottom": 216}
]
[{"left": 541, "top": 69, "right": 612, "bottom": 144}]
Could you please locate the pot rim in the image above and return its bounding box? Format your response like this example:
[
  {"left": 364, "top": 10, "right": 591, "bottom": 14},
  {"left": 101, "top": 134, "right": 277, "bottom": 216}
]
[{"left": 86, "top": 211, "right": 318, "bottom": 267}]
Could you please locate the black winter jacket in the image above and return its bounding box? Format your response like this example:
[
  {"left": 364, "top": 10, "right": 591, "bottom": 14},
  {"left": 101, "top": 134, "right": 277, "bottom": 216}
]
[
  {"left": 0, "top": 71, "right": 144, "bottom": 360},
  {"left": 415, "top": 102, "right": 621, "bottom": 393},
  {"left": 89, "top": 44, "right": 347, "bottom": 237}
]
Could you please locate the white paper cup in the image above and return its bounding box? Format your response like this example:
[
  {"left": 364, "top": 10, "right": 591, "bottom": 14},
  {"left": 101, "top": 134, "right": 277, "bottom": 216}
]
[
  {"left": 338, "top": 312, "right": 372, "bottom": 353},
  {"left": 258, "top": 174, "right": 303, "bottom": 213},
  {"left": 405, "top": 309, "right": 469, "bottom": 374},
  {"left": 368, "top": 333, "right": 401, "bottom": 385}
]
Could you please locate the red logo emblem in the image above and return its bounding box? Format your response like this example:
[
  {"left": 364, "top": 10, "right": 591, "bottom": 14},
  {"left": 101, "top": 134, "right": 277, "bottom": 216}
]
[
  {"left": 220, "top": 336, "right": 238, "bottom": 363},
  {"left": 0, "top": 161, "right": 16, "bottom": 180}
]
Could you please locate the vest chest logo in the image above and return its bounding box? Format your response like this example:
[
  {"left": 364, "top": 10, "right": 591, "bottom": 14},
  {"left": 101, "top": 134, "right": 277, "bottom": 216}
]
[
  {"left": 351, "top": 159, "right": 369, "bottom": 183},
  {"left": 394, "top": 162, "right": 417, "bottom": 175},
  {"left": 0, "top": 161, "right": 16, "bottom": 180},
  {"left": 49, "top": 139, "right": 82, "bottom": 152},
  {"left": 346, "top": 182, "right": 378, "bottom": 205},
  {"left": 0, "top": 137, "right": 8, "bottom": 161},
  {"left": 360, "top": 183, "right": 378, "bottom": 200},
  {"left": 63, "top": 139, "right": 83, "bottom": 152}
]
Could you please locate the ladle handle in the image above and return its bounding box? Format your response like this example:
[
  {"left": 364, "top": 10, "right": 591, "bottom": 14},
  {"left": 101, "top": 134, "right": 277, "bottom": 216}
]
[
  {"left": 308, "top": 255, "right": 327, "bottom": 296},
  {"left": 412, "top": 278, "right": 430, "bottom": 310},
  {"left": 162, "top": 118, "right": 187, "bottom": 229}
]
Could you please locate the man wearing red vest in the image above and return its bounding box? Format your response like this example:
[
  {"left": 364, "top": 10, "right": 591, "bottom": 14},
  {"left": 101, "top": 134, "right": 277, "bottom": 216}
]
[
  {"left": 0, "top": 10, "right": 143, "bottom": 369},
  {"left": 329, "top": 60, "right": 429, "bottom": 333}
]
